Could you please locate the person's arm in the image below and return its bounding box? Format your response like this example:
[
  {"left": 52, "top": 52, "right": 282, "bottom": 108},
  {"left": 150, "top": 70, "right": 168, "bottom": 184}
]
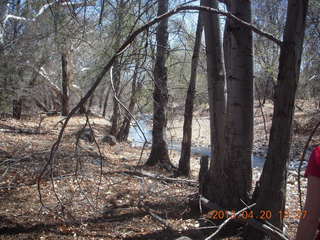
[{"left": 295, "top": 176, "right": 320, "bottom": 240}]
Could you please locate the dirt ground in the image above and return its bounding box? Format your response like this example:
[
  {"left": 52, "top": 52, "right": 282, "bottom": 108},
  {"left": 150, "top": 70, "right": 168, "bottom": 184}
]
[{"left": 0, "top": 100, "right": 319, "bottom": 239}]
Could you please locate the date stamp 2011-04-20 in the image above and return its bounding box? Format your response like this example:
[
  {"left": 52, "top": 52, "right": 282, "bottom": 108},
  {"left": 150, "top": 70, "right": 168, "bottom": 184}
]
[{"left": 205, "top": 209, "right": 308, "bottom": 220}]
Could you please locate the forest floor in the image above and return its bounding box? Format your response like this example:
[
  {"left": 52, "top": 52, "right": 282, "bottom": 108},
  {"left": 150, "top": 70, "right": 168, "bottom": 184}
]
[{"left": 0, "top": 100, "right": 319, "bottom": 240}]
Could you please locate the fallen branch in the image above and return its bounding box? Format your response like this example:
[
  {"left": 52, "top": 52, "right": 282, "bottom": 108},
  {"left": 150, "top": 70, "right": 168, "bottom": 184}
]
[
  {"left": 0, "top": 124, "right": 47, "bottom": 134},
  {"left": 121, "top": 170, "right": 198, "bottom": 186}
]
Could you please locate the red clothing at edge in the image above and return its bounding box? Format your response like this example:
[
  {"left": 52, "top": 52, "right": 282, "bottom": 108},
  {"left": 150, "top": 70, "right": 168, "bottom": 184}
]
[{"left": 305, "top": 146, "right": 320, "bottom": 240}]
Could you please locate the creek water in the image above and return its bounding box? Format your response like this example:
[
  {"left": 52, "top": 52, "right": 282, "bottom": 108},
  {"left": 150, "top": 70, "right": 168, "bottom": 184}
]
[{"left": 128, "top": 116, "right": 267, "bottom": 168}]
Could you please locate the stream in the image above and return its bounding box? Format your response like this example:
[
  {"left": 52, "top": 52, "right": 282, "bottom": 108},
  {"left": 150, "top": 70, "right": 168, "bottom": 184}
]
[{"left": 128, "top": 116, "right": 267, "bottom": 168}]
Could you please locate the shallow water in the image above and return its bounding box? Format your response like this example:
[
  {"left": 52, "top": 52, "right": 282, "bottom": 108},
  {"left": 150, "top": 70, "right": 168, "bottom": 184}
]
[{"left": 128, "top": 117, "right": 267, "bottom": 168}]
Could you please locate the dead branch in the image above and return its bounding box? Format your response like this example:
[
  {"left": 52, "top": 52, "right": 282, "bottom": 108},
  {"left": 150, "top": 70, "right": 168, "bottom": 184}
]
[{"left": 120, "top": 170, "right": 198, "bottom": 186}]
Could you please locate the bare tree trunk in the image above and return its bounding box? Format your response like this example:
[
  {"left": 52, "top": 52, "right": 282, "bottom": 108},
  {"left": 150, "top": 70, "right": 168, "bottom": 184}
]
[
  {"left": 145, "top": 0, "right": 173, "bottom": 170},
  {"left": 12, "top": 99, "right": 22, "bottom": 119},
  {"left": 109, "top": 0, "right": 125, "bottom": 136},
  {"left": 61, "top": 52, "right": 69, "bottom": 116},
  {"left": 246, "top": 0, "right": 309, "bottom": 238},
  {"left": 88, "top": 94, "right": 94, "bottom": 111},
  {"left": 221, "top": 0, "right": 253, "bottom": 209},
  {"left": 177, "top": 13, "right": 203, "bottom": 177},
  {"left": 201, "top": 0, "right": 227, "bottom": 202},
  {"left": 102, "top": 85, "right": 111, "bottom": 117},
  {"left": 0, "top": 0, "right": 8, "bottom": 49},
  {"left": 110, "top": 57, "right": 121, "bottom": 135}
]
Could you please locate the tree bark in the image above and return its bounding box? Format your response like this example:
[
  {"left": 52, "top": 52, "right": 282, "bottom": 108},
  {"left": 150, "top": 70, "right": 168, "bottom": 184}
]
[
  {"left": 61, "top": 52, "right": 69, "bottom": 116},
  {"left": 12, "top": 99, "right": 22, "bottom": 119},
  {"left": 102, "top": 85, "right": 111, "bottom": 117},
  {"left": 222, "top": 0, "right": 254, "bottom": 209},
  {"left": 109, "top": 0, "right": 125, "bottom": 136},
  {"left": 201, "top": 0, "right": 227, "bottom": 203},
  {"left": 177, "top": 13, "right": 203, "bottom": 177},
  {"left": 246, "top": 0, "right": 309, "bottom": 237},
  {"left": 145, "top": 0, "right": 173, "bottom": 170},
  {"left": 0, "top": 0, "right": 8, "bottom": 49},
  {"left": 110, "top": 57, "right": 121, "bottom": 136}
]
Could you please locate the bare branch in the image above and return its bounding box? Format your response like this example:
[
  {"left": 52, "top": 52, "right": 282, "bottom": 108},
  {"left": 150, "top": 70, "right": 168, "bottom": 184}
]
[{"left": 4, "top": 0, "right": 95, "bottom": 25}]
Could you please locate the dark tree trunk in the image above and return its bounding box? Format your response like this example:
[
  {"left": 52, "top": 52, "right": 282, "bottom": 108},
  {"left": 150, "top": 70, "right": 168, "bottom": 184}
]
[
  {"left": 201, "top": 0, "right": 227, "bottom": 202},
  {"left": 218, "top": 0, "right": 253, "bottom": 209},
  {"left": 102, "top": 85, "right": 111, "bottom": 117},
  {"left": 12, "top": 99, "right": 22, "bottom": 119},
  {"left": 110, "top": 57, "right": 121, "bottom": 136},
  {"left": 145, "top": 0, "right": 173, "bottom": 170},
  {"left": 246, "top": 0, "right": 309, "bottom": 238},
  {"left": 79, "top": 103, "right": 86, "bottom": 114},
  {"left": 61, "top": 52, "right": 69, "bottom": 116},
  {"left": 177, "top": 13, "right": 203, "bottom": 177}
]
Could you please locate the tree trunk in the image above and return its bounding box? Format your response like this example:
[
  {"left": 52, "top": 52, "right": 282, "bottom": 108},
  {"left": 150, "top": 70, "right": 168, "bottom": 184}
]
[
  {"left": 0, "top": 0, "right": 8, "bottom": 49},
  {"left": 246, "top": 0, "right": 309, "bottom": 238},
  {"left": 220, "top": 0, "right": 253, "bottom": 209},
  {"left": 61, "top": 52, "right": 69, "bottom": 116},
  {"left": 102, "top": 85, "right": 111, "bottom": 117},
  {"left": 12, "top": 99, "right": 22, "bottom": 119},
  {"left": 177, "top": 13, "right": 203, "bottom": 177},
  {"left": 88, "top": 94, "right": 94, "bottom": 111},
  {"left": 201, "top": 0, "right": 227, "bottom": 203},
  {"left": 144, "top": 0, "right": 173, "bottom": 170},
  {"left": 110, "top": 57, "right": 121, "bottom": 136}
]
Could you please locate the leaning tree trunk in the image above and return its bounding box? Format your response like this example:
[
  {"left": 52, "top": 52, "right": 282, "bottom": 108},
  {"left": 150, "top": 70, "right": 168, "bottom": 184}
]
[
  {"left": 201, "top": 0, "right": 227, "bottom": 202},
  {"left": 177, "top": 13, "right": 203, "bottom": 177},
  {"left": 145, "top": 0, "right": 173, "bottom": 170},
  {"left": 217, "top": 0, "right": 253, "bottom": 209},
  {"left": 246, "top": 0, "right": 309, "bottom": 238},
  {"left": 61, "top": 52, "right": 69, "bottom": 116}
]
